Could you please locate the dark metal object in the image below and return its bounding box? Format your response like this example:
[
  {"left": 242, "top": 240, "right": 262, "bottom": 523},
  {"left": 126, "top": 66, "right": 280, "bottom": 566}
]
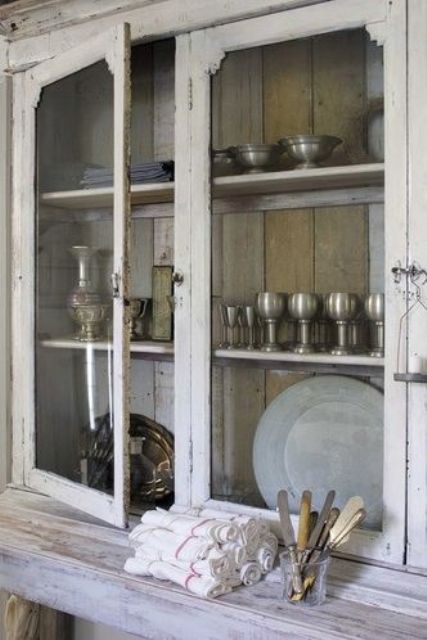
[{"left": 82, "top": 413, "right": 174, "bottom": 504}]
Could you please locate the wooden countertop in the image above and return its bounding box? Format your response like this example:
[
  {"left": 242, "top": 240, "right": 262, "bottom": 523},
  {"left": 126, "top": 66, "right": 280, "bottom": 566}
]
[{"left": 0, "top": 488, "right": 425, "bottom": 640}]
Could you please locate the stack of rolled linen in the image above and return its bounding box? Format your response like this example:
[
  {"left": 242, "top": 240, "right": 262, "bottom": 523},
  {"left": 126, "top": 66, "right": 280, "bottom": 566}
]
[{"left": 124, "top": 508, "right": 278, "bottom": 599}]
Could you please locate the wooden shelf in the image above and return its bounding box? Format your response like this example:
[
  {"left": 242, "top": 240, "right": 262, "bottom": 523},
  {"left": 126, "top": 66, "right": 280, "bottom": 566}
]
[
  {"left": 214, "top": 348, "right": 384, "bottom": 375},
  {"left": 40, "top": 338, "right": 383, "bottom": 374},
  {"left": 40, "top": 337, "right": 174, "bottom": 358},
  {"left": 39, "top": 163, "right": 384, "bottom": 210}
]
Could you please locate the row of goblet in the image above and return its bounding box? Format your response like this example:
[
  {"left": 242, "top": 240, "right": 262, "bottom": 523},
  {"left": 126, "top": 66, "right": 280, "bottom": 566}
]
[
  {"left": 219, "top": 293, "right": 384, "bottom": 356},
  {"left": 218, "top": 304, "right": 258, "bottom": 350}
]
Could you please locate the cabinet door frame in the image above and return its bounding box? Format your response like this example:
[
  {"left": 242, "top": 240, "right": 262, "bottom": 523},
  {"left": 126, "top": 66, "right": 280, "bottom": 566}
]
[
  {"left": 183, "top": 0, "right": 408, "bottom": 564},
  {"left": 11, "top": 23, "right": 131, "bottom": 527}
]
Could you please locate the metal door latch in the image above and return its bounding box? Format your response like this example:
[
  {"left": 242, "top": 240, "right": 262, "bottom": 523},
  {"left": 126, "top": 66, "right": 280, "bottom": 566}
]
[{"left": 111, "top": 272, "right": 120, "bottom": 298}]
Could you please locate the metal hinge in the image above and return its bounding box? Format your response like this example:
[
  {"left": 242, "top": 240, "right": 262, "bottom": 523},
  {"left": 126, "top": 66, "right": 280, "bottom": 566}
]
[{"left": 188, "top": 77, "right": 193, "bottom": 111}]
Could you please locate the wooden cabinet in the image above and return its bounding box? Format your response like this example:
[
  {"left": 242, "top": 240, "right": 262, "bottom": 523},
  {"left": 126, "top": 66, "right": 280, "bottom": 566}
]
[{"left": 7, "top": 0, "right": 427, "bottom": 575}]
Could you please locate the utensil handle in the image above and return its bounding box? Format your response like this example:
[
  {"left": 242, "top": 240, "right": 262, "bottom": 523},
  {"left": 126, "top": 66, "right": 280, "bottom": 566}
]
[
  {"left": 288, "top": 547, "right": 303, "bottom": 594},
  {"left": 297, "top": 490, "right": 312, "bottom": 554}
]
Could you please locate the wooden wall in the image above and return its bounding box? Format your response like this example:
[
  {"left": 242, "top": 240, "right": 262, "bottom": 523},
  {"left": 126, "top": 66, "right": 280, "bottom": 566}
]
[{"left": 211, "top": 30, "right": 384, "bottom": 505}]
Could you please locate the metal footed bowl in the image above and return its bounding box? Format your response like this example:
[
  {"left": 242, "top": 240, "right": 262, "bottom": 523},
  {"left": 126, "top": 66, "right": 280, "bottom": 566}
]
[
  {"left": 279, "top": 135, "right": 342, "bottom": 169},
  {"left": 235, "top": 144, "right": 283, "bottom": 173}
]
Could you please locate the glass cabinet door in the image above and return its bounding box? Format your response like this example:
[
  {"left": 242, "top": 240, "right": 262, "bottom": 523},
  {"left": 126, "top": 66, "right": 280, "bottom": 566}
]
[
  {"left": 185, "top": 0, "right": 407, "bottom": 563},
  {"left": 13, "top": 30, "right": 178, "bottom": 525},
  {"left": 14, "top": 25, "right": 131, "bottom": 526}
]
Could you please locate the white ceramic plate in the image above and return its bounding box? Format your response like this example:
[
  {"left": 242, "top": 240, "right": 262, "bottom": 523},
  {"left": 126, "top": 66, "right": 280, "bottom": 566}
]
[{"left": 252, "top": 375, "right": 383, "bottom": 529}]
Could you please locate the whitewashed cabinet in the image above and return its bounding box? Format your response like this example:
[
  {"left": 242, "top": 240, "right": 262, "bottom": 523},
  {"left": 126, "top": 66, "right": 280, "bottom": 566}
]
[{"left": 8, "top": 0, "right": 427, "bottom": 573}]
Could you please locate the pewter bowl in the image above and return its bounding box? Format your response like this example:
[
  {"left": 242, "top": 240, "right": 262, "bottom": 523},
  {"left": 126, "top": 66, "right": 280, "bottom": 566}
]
[
  {"left": 212, "top": 147, "right": 239, "bottom": 177},
  {"left": 235, "top": 144, "right": 283, "bottom": 173},
  {"left": 279, "top": 135, "right": 342, "bottom": 169}
]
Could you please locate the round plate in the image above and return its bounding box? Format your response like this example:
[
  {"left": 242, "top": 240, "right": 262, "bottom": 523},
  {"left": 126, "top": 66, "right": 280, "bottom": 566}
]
[{"left": 253, "top": 376, "right": 383, "bottom": 528}]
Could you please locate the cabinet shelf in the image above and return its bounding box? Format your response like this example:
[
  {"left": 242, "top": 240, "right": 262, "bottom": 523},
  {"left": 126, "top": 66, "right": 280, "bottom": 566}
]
[
  {"left": 39, "top": 338, "right": 174, "bottom": 361},
  {"left": 214, "top": 349, "right": 384, "bottom": 376},
  {"left": 39, "top": 163, "right": 384, "bottom": 210},
  {"left": 39, "top": 338, "right": 383, "bottom": 374}
]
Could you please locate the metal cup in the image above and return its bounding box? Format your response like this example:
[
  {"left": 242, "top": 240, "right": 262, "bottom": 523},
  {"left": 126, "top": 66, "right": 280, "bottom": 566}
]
[
  {"left": 325, "top": 293, "right": 359, "bottom": 356},
  {"left": 288, "top": 293, "right": 318, "bottom": 354},
  {"left": 129, "top": 298, "right": 149, "bottom": 340},
  {"left": 225, "top": 305, "right": 239, "bottom": 349},
  {"left": 365, "top": 293, "right": 385, "bottom": 357},
  {"left": 243, "top": 305, "right": 256, "bottom": 350},
  {"left": 218, "top": 303, "right": 229, "bottom": 348},
  {"left": 256, "top": 292, "right": 286, "bottom": 352},
  {"left": 237, "top": 305, "right": 247, "bottom": 348}
]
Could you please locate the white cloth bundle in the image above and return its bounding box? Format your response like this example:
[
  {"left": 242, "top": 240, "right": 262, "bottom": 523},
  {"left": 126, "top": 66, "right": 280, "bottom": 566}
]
[
  {"left": 124, "top": 557, "right": 231, "bottom": 599},
  {"left": 129, "top": 525, "right": 214, "bottom": 561},
  {"left": 125, "top": 507, "right": 279, "bottom": 599},
  {"left": 240, "top": 561, "right": 262, "bottom": 586},
  {"left": 141, "top": 508, "right": 239, "bottom": 544}
]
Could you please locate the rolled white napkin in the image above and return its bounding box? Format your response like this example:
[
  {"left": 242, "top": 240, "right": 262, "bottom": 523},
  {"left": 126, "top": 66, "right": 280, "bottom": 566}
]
[
  {"left": 129, "top": 526, "right": 214, "bottom": 561},
  {"left": 124, "top": 557, "right": 231, "bottom": 599},
  {"left": 256, "top": 546, "right": 275, "bottom": 574},
  {"left": 166, "top": 548, "right": 234, "bottom": 580},
  {"left": 141, "top": 509, "right": 238, "bottom": 544},
  {"left": 221, "top": 541, "right": 247, "bottom": 569},
  {"left": 199, "top": 508, "right": 264, "bottom": 552},
  {"left": 240, "top": 561, "right": 262, "bottom": 586},
  {"left": 262, "top": 532, "right": 279, "bottom": 556}
]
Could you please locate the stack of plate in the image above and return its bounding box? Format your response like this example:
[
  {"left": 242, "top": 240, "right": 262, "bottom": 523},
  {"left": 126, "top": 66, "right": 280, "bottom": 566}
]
[{"left": 80, "top": 161, "right": 174, "bottom": 188}]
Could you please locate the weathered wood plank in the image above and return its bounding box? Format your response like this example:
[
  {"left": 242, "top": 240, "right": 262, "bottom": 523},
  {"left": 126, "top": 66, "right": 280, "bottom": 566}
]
[
  {"left": 0, "top": 490, "right": 425, "bottom": 640},
  {"left": 211, "top": 47, "right": 265, "bottom": 503},
  {"left": 313, "top": 30, "right": 368, "bottom": 295},
  {"left": 263, "top": 39, "right": 313, "bottom": 397}
]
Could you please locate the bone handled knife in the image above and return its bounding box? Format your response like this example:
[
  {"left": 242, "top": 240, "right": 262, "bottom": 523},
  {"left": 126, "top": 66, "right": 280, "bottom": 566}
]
[
  {"left": 301, "top": 490, "right": 335, "bottom": 564},
  {"left": 277, "top": 490, "right": 303, "bottom": 594}
]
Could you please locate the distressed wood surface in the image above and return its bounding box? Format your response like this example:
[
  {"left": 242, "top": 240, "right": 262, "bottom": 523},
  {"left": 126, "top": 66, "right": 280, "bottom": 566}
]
[
  {"left": 0, "top": 490, "right": 426, "bottom": 640},
  {"left": 407, "top": 0, "right": 427, "bottom": 570},
  {"left": 211, "top": 47, "right": 265, "bottom": 505}
]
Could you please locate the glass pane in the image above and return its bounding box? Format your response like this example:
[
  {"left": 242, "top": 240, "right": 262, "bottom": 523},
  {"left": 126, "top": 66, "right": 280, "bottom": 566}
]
[
  {"left": 210, "top": 30, "right": 385, "bottom": 531},
  {"left": 36, "top": 60, "right": 116, "bottom": 492},
  {"left": 128, "top": 40, "right": 175, "bottom": 513}
]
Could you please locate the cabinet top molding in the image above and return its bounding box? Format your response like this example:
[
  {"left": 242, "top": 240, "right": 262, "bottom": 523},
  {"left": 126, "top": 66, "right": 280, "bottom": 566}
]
[{"left": 3, "top": 0, "right": 326, "bottom": 61}]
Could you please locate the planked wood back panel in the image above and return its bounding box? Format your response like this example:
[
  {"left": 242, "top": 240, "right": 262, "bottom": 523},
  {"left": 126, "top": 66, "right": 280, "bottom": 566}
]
[{"left": 210, "top": 29, "right": 384, "bottom": 506}]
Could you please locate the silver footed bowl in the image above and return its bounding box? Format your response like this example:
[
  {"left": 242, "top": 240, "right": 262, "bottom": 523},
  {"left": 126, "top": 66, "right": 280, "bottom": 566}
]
[
  {"left": 279, "top": 135, "right": 342, "bottom": 169},
  {"left": 365, "top": 293, "right": 384, "bottom": 322},
  {"left": 256, "top": 292, "right": 286, "bottom": 319},
  {"left": 235, "top": 144, "right": 283, "bottom": 174},
  {"left": 288, "top": 293, "right": 318, "bottom": 320},
  {"left": 325, "top": 292, "right": 359, "bottom": 321}
]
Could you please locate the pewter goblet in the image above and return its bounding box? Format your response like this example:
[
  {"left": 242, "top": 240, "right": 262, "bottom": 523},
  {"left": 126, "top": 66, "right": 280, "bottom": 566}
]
[
  {"left": 365, "top": 293, "right": 385, "bottom": 357},
  {"left": 243, "top": 305, "right": 256, "bottom": 350},
  {"left": 237, "top": 306, "right": 247, "bottom": 348},
  {"left": 129, "top": 298, "right": 149, "bottom": 340},
  {"left": 315, "top": 293, "right": 331, "bottom": 352},
  {"left": 288, "top": 293, "right": 318, "bottom": 354},
  {"left": 225, "top": 305, "right": 239, "bottom": 350},
  {"left": 218, "top": 303, "right": 229, "bottom": 348},
  {"left": 325, "top": 293, "right": 359, "bottom": 356},
  {"left": 256, "top": 292, "right": 286, "bottom": 352}
]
